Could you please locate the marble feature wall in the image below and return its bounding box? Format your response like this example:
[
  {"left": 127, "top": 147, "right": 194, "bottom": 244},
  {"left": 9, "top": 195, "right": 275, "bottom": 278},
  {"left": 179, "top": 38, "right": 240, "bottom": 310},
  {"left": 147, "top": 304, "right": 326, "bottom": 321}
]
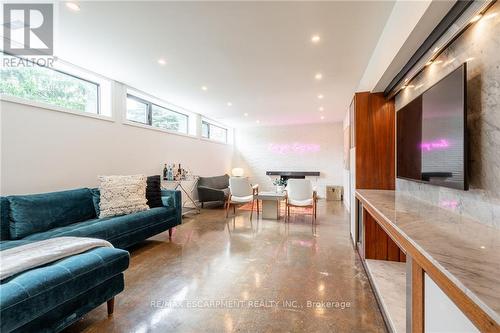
[{"left": 395, "top": 2, "right": 500, "bottom": 228}]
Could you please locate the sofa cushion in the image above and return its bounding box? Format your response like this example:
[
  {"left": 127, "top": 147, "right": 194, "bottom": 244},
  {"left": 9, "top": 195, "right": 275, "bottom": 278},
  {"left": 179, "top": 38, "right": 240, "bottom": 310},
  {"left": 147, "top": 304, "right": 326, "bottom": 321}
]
[
  {"left": 146, "top": 175, "right": 163, "bottom": 208},
  {"left": 22, "top": 207, "right": 176, "bottom": 244},
  {"left": 0, "top": 246, "right": 129, "bottom": 332},
  {"left": 1, "top": 197, "right": 10, "bottom": 240},
  {"left": 98, "top": 175, "right": 149, "bottom": 218},
  {"left": 7, "top": 188, "right": 96, "bottom": 240},
  {"left": 0, "top": 240, "right": 34, "bottom": 251},
  {"left": 89, "top": 188, "right": 101, "bottom": 216}
]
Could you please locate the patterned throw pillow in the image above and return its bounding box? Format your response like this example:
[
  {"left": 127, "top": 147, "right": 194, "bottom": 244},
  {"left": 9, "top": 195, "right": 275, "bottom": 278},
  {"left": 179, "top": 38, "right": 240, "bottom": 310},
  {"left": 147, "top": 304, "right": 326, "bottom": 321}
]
[{"left": 98, "top": 175, "right": 149, "bottom": 218}]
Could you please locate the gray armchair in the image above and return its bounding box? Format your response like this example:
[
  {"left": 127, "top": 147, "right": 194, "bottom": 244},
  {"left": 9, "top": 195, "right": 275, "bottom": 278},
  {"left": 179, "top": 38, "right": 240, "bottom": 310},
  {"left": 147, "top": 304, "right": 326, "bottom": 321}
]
[{"left": 197, "top": 174, "right": 230, "bottom": 207}]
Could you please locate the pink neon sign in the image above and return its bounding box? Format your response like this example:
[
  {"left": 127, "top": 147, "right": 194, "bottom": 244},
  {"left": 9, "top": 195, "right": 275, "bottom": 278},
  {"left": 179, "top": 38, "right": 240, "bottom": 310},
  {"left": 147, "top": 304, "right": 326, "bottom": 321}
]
[
  {"left": 420, "top": 139, "right": 449, "bottom": 152},
  {"left": 439, "top": 199, "right": 459, "bottom": 210},
  {"left": 268, "top": 143, "right": 321, "bottom": 154}
]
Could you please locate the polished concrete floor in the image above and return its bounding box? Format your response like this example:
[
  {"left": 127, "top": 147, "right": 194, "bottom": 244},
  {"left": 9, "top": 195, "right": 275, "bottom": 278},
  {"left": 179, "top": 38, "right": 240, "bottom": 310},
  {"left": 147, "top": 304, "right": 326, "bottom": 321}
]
[{"left": 66, "top": 200, "right": 387, "bottom": 333}]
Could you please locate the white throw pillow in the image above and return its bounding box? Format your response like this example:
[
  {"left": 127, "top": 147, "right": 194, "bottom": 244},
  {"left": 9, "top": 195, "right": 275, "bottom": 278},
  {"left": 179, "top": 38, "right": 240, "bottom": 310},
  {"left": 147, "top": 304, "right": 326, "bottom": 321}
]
[{"left": 98, "top": 174, "right": 149, "bottom": 218}]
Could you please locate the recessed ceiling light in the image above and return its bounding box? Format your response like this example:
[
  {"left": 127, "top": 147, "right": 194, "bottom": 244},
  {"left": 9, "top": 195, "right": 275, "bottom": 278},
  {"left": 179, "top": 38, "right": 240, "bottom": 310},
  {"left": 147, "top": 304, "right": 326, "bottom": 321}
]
[
  {"left": 443, "top": 58, "right": 456, "bottom": 66},
  {"left": 256, "top": 120, "right": 260, "bottom": 124},
  {"left": 201, "top": 86, "right": 208, "bottom": 91},
  {"left": 320, "top": 116, "right": 325, "bottom": 120},
  {"left": 66, "top": 2, "right": 80, "bottom": 11},
  {"left": 484, "top": 12, "right": 498, "bottom": 20},
  {"left": 157, "top": 59, "right": 166, "bottom": 65},
  {"left": 315, "top": 73, "right": 323, "bottom": 80},
  {"left": 244, "top": 113, "right": 249, "bottom": 117},
  {"left": 319, "top": 106, "right": 324, "bottom": 111},
  {"left": 480, "top": 245, "right": 486, "bottom": 249},
  {"left": 470, "top": 14, "right": 482, "bottom": 23},
  {"left": 311, "top": 35, "right": 320, "bottom": 43},
  {"left": 227, "top": 102, "right": 232, "bottom": 107},
  {"left": 317, "top": 94, "right": 324, "bottom": 99}
]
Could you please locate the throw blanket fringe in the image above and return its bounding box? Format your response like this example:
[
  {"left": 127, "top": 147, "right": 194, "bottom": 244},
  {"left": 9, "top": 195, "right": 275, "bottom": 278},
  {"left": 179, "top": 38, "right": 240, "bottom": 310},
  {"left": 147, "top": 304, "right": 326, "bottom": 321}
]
[{"left": 0, "top": 237, "right": 113, "bottom": 281}]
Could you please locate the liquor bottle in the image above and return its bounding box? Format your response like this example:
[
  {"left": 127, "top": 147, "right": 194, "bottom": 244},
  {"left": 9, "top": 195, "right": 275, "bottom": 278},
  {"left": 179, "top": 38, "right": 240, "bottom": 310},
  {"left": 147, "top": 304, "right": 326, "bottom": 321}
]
[
  {"left": 163, "top": 164, "right": 168, "bottom": 180},
  {"left": 167, "top": 165, "right": 174, "bottom": 181}
]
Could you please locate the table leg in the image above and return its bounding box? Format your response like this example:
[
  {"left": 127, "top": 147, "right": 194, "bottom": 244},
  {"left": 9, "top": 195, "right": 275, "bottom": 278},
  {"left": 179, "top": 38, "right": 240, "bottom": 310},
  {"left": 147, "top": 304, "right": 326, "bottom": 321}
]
[{"left": 176, "top": 183, "right": 200, "bottom": 215}]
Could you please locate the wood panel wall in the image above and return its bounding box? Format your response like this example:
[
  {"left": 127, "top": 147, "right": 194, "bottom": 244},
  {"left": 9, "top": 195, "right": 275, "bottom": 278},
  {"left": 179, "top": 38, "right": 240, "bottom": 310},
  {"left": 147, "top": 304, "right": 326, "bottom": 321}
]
[
  {"left": 363, "top": 208, "right": 406, "bottom": 262},
  {"left": 355, "top": 92, "right": 395, "bottom": 190}
]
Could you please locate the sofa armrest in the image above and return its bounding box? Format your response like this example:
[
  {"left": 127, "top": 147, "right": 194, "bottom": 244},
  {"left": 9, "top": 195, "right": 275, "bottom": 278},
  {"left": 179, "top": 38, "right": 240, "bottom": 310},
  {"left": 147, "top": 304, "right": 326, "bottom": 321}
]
[
  {"left": 161, "top": 190, "right": 182, "bottom": 209},
  {"left": 197, "top": 186, "right": 225, "bottom": 202},
  {"left": 161, "top": 189, "right": 182, "bottom": 225}
]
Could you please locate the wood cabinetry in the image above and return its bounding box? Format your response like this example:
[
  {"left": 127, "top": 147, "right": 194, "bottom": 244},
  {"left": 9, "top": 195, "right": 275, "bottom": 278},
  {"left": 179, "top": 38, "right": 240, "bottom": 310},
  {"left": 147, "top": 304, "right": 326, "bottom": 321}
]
[
  {"left": 349, "top": 92, "right": 397, "bottom": 254},
  {"left": 352, "top": 92, "right": 395, "bottom": 190}
]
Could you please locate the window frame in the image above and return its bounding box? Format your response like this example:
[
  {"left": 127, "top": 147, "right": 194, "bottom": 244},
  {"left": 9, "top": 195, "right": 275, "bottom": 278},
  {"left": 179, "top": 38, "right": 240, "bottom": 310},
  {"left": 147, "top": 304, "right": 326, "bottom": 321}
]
[
  {"left": 126, "top": 94, "right": 189, "bottom": 134},
  {"left": 201, "top": 120, "right": 228, "bottom": 143},
  {"left": 1, "top": 52, "right": 102, "bottom": 115}
]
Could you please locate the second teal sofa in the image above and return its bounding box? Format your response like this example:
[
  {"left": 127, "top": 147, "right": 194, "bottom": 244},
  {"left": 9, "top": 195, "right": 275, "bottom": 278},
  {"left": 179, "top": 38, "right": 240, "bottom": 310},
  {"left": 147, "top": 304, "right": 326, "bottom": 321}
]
[{"left": 0, "top": 187, "right": 182, "bottom": 332}]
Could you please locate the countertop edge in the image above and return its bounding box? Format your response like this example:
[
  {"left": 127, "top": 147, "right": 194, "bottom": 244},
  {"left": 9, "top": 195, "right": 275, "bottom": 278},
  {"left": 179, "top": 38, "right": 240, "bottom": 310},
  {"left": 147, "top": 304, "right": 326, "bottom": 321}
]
[{"left": 355, "top": 189, "right": 500, "bottom": 328}]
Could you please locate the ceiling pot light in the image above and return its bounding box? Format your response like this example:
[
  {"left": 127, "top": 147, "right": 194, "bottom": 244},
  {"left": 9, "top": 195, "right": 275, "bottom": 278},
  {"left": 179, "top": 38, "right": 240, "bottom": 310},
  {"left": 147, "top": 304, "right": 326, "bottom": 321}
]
[
  {"left": 256, "top": 120, "right": 260, "bottom": 124},
  {"left": 66, "top": 2, "right": 80, "bottom": 11},
  {"left": 320, "top": 116, "right": 325, "bottom": 120},
  {"left": 244, "top": 113, "right": 249, "bottom": 117},
  {"left": 201, "top": 86, "right": 208, "bottom": 91},
  {"left": 157, "top": 59, "right": 166, "bottom": 65},
  {"left": 314, "top": 73, "right": 323, "bottom": 80},
  {"left": 311, "top": 35, "right": 320, "bottom": 43},
  {"left": 470, "top": 14, "right": 482, "bottom": 23},
  {"left": 317, "top": 94, "right": 324, "bottom": 99},
  {"left": 227, "top": 102, "right": 232, "bottom": 107},
  {"left": 319, "top": 106, "right": 324, "bottom": 111}
]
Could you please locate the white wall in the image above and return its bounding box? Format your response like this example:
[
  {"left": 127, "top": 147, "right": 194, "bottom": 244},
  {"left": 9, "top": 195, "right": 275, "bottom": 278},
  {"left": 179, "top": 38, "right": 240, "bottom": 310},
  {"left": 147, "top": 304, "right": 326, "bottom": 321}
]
[
  {"left": 233, "top": 122, "right": 344, "bottom": 198},
  {"left": 343, "top": 111, "right": 351, "bottom": 212},
  {"left": 0, "top": 98, "right": 233, "bottom": 195}
]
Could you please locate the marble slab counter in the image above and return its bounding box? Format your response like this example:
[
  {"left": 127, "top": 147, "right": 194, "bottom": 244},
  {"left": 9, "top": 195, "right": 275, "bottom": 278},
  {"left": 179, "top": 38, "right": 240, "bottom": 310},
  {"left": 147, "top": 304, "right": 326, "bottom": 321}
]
[{"left": 355, "top": 189, "right": 500, "bottom": 327}]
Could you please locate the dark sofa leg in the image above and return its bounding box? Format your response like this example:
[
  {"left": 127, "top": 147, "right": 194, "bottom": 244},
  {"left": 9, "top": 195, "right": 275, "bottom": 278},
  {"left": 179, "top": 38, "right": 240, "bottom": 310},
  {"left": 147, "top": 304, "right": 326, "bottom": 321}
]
[
  {"left": 107, "top": 298, "right": 115, "bottom": 316},
  {"left": 168, "top": 228, "right": 173, "bottom": 240},
  {"left": 201, "top": 202, "right": 204, "bottom": 208}
]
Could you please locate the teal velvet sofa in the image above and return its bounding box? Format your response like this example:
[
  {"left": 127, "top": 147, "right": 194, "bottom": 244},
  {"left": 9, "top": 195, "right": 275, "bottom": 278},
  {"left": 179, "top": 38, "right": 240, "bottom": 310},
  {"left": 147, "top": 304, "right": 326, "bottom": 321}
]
[
  {"left": 0, "top": 241, "right": 129, "bottom": 333},
  {"left": 0, "top": 187, "right": 182, "bottom": 332},
  {"left": 0, "top": 188, "right": 182, "bottom": 248}
]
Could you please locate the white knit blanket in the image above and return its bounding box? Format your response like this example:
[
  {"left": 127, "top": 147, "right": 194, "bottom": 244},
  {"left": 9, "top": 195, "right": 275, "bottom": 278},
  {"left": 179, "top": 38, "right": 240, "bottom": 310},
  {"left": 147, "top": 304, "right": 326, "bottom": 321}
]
[{"left": 0, "top": 237, "right": 113, "bottom": 281}]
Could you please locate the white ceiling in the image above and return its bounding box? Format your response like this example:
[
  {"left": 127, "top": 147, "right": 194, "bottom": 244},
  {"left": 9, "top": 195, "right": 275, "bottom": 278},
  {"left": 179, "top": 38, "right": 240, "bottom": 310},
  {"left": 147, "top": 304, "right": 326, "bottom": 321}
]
[{"left": 55, "top": 1, "right": 399, "bottom": 127}]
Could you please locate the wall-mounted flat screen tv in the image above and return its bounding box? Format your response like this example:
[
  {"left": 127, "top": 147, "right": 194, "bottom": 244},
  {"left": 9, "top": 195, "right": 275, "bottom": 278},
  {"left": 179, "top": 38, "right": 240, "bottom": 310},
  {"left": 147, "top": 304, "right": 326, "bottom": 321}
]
[{"left": 397, "top": 63, "right": 468, "bottom": 190}]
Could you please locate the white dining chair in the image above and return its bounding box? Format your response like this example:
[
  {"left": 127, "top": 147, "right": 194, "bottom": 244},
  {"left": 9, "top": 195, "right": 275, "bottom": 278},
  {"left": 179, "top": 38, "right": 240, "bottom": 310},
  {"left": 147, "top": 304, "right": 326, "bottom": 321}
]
[
  {"left": 285, "top": 179, "right": 317, "bottom": 223},
  {"left": 226, "top": 177, "right": 259, "bottom": 218}
]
